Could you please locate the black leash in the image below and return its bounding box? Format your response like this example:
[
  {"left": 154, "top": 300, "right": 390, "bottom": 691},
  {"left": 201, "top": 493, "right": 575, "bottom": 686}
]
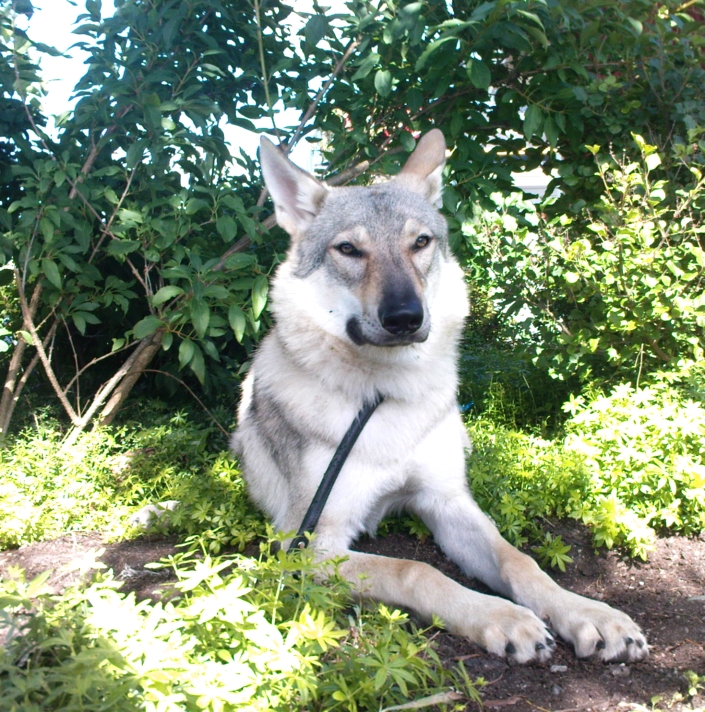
[{"left": 288, "top": 392, "right": 385, "bottom": 553}]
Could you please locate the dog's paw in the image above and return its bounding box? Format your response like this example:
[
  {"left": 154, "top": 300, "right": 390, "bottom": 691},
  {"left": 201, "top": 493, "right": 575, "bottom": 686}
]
[
  {"left": 548, "top": 594, "right": 648, "bottom": 663},
  {"left": 477, "top": 601, "right": 555, "bottom": 664}
]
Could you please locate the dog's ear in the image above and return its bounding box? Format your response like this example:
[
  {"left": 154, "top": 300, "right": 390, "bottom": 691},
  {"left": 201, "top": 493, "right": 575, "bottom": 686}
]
[
  {"left": 395, "top": 129, "right": 446, "bottom": 207},
  {"left": 260, "top": 137, "right": 329, "bottom": 239}
]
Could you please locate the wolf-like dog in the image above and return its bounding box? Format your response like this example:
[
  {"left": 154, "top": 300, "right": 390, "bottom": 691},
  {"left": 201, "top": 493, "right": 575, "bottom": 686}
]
[{"left": 231, "top": 130, "right": 648, "bottom": 664}]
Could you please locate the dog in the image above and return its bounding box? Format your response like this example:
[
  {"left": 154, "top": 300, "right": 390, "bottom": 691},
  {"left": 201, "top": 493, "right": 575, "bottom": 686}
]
[{"left": 231, "top": 130, "right": 648, "bottom": 664}]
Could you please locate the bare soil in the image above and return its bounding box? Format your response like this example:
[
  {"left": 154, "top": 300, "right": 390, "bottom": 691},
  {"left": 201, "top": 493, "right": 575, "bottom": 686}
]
[{"left": 1, "top": 522, "right": 704, "bottom": 712}]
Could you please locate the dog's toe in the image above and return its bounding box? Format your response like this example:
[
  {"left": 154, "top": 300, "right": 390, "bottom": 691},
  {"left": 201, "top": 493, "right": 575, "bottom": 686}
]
[
  {"left": 482, "top": 606, "right": 555, "bottom": 664},
  {"left": 552, "top": 597, "right": 649, "bottom": 663}
]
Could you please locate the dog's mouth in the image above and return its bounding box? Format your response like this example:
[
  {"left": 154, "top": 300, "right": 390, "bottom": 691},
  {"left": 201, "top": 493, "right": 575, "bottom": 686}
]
[{"left": 345, "top": 317, "right": 429, "bottom": 347}]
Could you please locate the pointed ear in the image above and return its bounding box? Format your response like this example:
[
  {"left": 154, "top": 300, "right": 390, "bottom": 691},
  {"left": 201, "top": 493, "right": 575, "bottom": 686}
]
[
  {"left": 259, "top": 137, "right": 329, "bottom": 239},
  {"left": 394, "top": 129, "right": 446, "bottom": 207}
]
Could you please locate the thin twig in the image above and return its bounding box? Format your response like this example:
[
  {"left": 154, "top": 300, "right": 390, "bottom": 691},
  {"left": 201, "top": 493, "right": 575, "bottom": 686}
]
[
  {"left": 61, "top": 337, "right": 139, "bottom": 396},
  {"left": 90, "top": 165, "right": 138, "bottom": 262},
  {"left": 137, "top": 369, "right": 229, "bottom": 437},
  {"left": 61, "top": 315, "right": 82, "bottom": 414},
  {"left": 255, "top": 35, "right": 361, "bottom": 208},
  {"left": 253, "top": 0, "right": 280, "bottom": 144},
  {"left": 68, "top": 105, "right": 134, "bottom": 199}
]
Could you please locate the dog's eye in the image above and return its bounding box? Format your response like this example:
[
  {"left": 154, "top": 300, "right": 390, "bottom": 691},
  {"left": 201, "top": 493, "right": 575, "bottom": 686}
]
[
  {"left": 337, "top": 242, "right": 362, "bottom": 257},
  {"left": 414, "top": 234, "right": 432, "bottom": 250}
]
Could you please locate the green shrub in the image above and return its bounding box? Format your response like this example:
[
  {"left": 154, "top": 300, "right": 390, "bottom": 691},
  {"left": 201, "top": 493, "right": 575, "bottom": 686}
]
[
  {"left": 459, "top": 344, "right": 576, "bottom": 433},
  {"left": 463, "top": 133, "right": 705, "bottom": 383},
  {"left": 0, "top": 543, "right": 480, "bottom": 711},
  {"left": 563, "top": 376, "right": 705, "bottom": 552},
  {"left": 467, "top": 370, "right": 705, "bottom": 560}
]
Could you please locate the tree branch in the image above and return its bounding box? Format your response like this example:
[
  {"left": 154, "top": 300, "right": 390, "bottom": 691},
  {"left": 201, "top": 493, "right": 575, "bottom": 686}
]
[{"left": 15, "top": 269, "right": 80, "bottom": 425}]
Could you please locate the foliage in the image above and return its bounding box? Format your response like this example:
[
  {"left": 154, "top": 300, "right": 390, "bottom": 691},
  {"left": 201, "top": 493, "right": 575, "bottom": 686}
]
[
  {"left": 463, "top": 135, "right": 705, "bottom": 383},
  {"left": 467, "top": 368, "right": 705, "bottom": 559},
  {"left": 0, "top": 0, "right": 326, "bottom": 441},
  {"left": 563, "top": 374, "right": 705, "bottom": 553},
  {"left": 0, "top": 544, "right": 480, "bottom": 711},
  {"left": 0, "top": 0, "right": 47, "bottom": 212},
  {"left": 316, "top": 0, "right": 705, "bottom": 230},
  {"left": 458, "top": 343, "right": 577, "bottom": 432},
  {"left": 1, "top": 0, "right": 704, "bottom": 437},
  {"left": 0, "top": 406, "right": 263, "bottom": 551},
  {"left": 467, "top": 417, "right": 589, "bottom": 554}
]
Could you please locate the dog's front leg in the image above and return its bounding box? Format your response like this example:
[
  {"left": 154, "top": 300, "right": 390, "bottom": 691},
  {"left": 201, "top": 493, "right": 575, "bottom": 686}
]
[
  {"left": 332, "top": 550, "right": 554, "bottom": 664},
  {"left": 414, "top": 489, "right": 648, "bottom": 662}
]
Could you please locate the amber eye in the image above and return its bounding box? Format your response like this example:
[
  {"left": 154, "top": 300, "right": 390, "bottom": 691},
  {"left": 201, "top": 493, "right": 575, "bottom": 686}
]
[
  {"left": 414, "top": 234, "right": 432, "bottom": 249},
  {"left": 337, "top": 242, "right": 362, "bottom": 257}
]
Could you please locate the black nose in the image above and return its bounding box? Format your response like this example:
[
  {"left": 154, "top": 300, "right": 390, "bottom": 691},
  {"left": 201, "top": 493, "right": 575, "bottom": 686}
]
[{"left": 378, "top": 297, "right": 424, "bottom": 335}]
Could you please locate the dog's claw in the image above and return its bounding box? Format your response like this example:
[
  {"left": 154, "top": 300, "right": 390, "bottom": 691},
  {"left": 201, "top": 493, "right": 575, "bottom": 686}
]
[
  {"left": 536, "top": 642, "right": 545, "bottom": 651},
  {"left": 625, "top": 636, "right": 634, "bottom": 645},
  {"left": 546, "top": 637, "right": 556, "bottom": 648},
  {"left": 596, "top": 639, "right": 606, "bottom": 650},
  {"left": 505, "top": 642, "right": 517, "bottom": 656}
]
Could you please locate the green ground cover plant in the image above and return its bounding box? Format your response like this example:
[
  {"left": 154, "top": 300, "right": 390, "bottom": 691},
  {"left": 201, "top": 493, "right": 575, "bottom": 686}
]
[
  {"left": 468, "top": 366, "right": 705, "bottom": 560},
  {"left": 0, "top": 542, "right": 480, "bottom": 711},
  {"left": 0, "top": 405, "right": 263, "bottom": 551}
]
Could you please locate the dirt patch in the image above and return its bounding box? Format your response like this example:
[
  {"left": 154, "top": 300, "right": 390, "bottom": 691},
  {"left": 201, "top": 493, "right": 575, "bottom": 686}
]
[{"left": 1, "top": 522, "right": 703, "bottom": 711}]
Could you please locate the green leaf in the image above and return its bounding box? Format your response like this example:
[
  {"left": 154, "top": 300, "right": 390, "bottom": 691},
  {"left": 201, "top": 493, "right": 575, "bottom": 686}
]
[
  {"left": 645, "top": 153, "right": 661, "bottom": 171},
  {"left": 40, "top": 217, "right": 55, "bottom": 243},
  {"left": 626, "top": 17, "right": 643, "bottom": 35},
  {"left": 179, "top": 338, "right": 195, "bottom": 369},
  {"left": 351, "top": 52, "right": 380, "bottom": 81},
  {"left": 400, "top": 132, "right": 416, "bottom": 152},
  {"left": 203, "top": 284, "right": 230, "bottom": 300},
  {"left": 161, "top": 331, "right": 173, "bottom": 351},
  {"left": 304, "top": 15, "right": 329, "bottom": 45},
  {"left": 185, "top": 198, "right": 210, "bottom": 215},
  {"left": 202, "top": 339, "right": 220, "bottom": 362},
  {"left": 41, "top": 258, "right": 62, "bottom": 289},
  {"left": 190, "top": 299, "right": 210, "bottom": 339},
  {"left": 228, "top": 304, "right": 246, "bottom": 342},
  {"left": 152, "top": 285, "right": 184, "bottom": 306},
  {"left": 118, "top": 209, "right": 143, "bottom": 224},
  {"left": 523, "top": 104, "right": 544, "bottom": 140},
  {"left": 467, "top": 59, "right": 491, "bottom": 90},
  {"left": 104, "top": 188, "right": 119, "bottom": 204},
  {"left": 216, "top": 215, "right": 238, "bottom": 242},
  {"left": 224, "top": 253, "right": 256, "bottom": 271},
  {"left": 72, "top": 312, "right": 86, "bottom": 335},
  {"left": 189, "top": 343, "right": 206, "bottom": 383},
  {"left": 57, "top": 252, "right": 80, "bottom": 272},
  {"left": 374, "top": 70, "right": 392, "bottom": 98},
  {"left": 251, "top": 275, "right": 269, "bottom": 320},
  {"left": 133, "top": 315, "right": 164, "bottom": 339},
  {"left": 107, "top": 240, "right": 141, "bottom": 256},
  {"left": 415, "top": 36, "right": 456, "bottom": 71},
  {"left": 126, "top": 141, "right": 145, "bottom": 169},
  {"left": 544, "top": 115, "right": 559, "bottom": 148}
]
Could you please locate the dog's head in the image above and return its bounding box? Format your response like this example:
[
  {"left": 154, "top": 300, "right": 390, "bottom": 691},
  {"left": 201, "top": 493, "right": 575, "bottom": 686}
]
[{"left": 260, "top": 130, "right": 449, "bottom": 347}]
